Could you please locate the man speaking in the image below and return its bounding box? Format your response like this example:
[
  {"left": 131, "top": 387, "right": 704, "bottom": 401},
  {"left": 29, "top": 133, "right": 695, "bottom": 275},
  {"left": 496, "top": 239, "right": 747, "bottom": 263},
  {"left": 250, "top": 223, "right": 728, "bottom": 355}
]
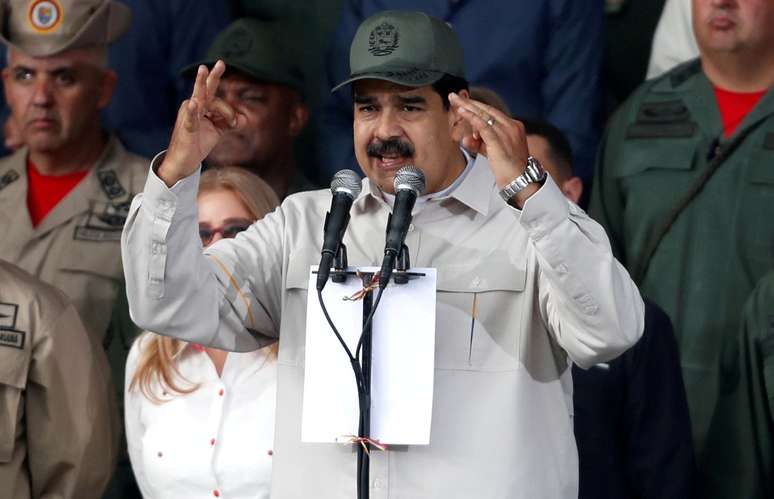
[{"left": 122, "top": 10, "right": 643, "bottom": 498}]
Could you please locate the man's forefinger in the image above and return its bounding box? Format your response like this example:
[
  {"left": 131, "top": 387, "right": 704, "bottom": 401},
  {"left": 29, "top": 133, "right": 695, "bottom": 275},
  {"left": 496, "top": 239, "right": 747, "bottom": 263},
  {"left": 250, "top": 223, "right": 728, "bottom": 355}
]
[
  {"left": 192, "top": 65, "right": 208, "bottom": 106},
  {"left": 205, "top": 60, "right": 226, "bottom": 102}
]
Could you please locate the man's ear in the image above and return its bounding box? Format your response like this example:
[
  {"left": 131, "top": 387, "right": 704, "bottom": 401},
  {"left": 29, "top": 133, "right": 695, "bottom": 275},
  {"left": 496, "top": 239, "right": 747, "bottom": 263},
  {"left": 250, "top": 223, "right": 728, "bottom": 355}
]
[
  {"left": 288, "top": 102, "right": 310, "bottom": 138},
  {"left": 561, "top": 176, "right": 584, "bottom": 204},
  {"left": 449, "top": 88, "right": 471, "bottom": 143},
  {"left": 97, "top": 70, "right": 118, "bottom": 110}
]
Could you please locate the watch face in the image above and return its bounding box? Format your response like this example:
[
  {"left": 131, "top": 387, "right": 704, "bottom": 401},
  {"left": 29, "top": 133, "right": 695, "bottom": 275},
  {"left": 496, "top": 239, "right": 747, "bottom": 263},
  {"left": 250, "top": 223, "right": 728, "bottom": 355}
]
[{"left": 525, "top": 157, "right": 546, "bottom": 182}]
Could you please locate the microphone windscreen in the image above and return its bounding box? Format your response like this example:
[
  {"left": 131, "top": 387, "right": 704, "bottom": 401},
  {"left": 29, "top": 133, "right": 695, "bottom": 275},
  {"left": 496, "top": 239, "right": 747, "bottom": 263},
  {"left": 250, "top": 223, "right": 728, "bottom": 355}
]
[
  {"left": 330, "top": 169, "right": 362, "bottom": 197},
  {"left": 393, "top": 166, "right": 426, "bottom": 195}
]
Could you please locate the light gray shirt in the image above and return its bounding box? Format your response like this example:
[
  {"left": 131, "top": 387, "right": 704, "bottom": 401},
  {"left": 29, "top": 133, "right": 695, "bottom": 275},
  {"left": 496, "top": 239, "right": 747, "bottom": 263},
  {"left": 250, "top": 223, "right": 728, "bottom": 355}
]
[{"left": 121, "top": 153, "right": 644, "bottom": 499}]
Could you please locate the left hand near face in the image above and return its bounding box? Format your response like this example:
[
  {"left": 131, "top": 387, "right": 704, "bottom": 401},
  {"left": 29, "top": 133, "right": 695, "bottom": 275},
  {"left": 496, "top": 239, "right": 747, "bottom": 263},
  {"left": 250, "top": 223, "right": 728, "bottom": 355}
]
[{"left": 449, "top": 92, "right": 539, "bottom": 205}]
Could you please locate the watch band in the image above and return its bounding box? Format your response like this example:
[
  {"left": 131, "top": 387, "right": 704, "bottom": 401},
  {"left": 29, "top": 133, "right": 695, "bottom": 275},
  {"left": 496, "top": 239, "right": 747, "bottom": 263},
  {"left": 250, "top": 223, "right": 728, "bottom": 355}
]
[{"left": 499, "top": 156, "right": 547, "bottom": 202}]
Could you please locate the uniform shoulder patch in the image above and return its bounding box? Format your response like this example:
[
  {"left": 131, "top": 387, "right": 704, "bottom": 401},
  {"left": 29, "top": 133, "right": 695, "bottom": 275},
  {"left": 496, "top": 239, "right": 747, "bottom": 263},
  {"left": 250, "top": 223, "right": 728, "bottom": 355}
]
[
  {"left": 668, "top": 60, "right": 702, "bottom": 89},
  {"left": 0, "top": 302, "right": 24, "bottom": 349}
]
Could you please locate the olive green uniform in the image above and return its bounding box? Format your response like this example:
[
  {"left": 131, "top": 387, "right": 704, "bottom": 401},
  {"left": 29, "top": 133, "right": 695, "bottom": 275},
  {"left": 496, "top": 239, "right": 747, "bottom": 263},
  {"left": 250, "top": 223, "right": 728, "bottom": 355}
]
[
  {"left": 590, "top": 59, "right": 774, "bottom": 458},
  {"left": 0, "top": 260, "right": 118, "bottom": 499},
  {"left": 698, "top": 272, "right": 774, "bottom": 498},
  {"left": 0, "top": 136, "right": 148, "bottom": 498}
]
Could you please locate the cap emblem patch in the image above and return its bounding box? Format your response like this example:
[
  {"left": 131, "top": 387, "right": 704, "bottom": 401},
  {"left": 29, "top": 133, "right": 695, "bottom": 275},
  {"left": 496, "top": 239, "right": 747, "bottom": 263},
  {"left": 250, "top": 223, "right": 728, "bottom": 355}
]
[
  {"left": 222, "top": 28, "right": 253, "bottom": 59},
  {"left": 27, "top": 0, "right": 63, "bottom": 33},
  {"left": 368, "top": 22, "right": 399, "bottom": 56}
]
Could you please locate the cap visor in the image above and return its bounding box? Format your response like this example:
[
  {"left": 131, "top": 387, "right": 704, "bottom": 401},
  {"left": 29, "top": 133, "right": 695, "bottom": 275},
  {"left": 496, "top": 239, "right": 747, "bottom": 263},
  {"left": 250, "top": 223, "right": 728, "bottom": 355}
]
[
  {"left": 179, "top": 59, "right": 268, "bottom": 81},
  {"left": 331, "top": 70, "right": 446, "bottom": 93}
]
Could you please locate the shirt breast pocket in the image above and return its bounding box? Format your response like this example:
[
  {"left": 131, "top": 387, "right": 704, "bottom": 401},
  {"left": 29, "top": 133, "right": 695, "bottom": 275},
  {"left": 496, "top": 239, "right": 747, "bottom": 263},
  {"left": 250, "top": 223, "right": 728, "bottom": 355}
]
[
  {"left": 435, "top": 259, "right": 527, "bottom": 372},
  {"left": 54, "top": 242, "right": 122, "bottom": 339},
  {"left": 614, "top": 140, "right": 698, "bottom": 196},
  {"left": 742, "top": 149, "right": 774, "bottom": 268},
  {"left": 0, "top": 347, "right": 30, "bottom": 463},
  {"left": 279, "top": 247, "right": 317, "bottom": 366}
]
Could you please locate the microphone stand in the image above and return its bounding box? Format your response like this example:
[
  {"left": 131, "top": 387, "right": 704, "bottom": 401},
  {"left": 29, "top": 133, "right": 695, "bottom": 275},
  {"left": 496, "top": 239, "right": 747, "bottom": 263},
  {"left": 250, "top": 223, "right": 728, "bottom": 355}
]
[
  {"left": 317, "top": 243, "right": 424, "bottom": 499},
  {"left": 356, "top": 244, "right": 411, "bottom": 498},
  {"left": 357, "top": 277, "right": 374, "bottom": 499}
]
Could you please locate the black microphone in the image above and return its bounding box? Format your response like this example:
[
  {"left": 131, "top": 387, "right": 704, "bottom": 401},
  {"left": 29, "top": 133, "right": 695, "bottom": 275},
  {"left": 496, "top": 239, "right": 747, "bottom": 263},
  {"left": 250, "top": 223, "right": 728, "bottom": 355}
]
[
  {"left": 379, "top": 166, "right": 426, "bottom": 288},
  {"left": 317, "top": 169, "right": 362, "bottom": 291}
]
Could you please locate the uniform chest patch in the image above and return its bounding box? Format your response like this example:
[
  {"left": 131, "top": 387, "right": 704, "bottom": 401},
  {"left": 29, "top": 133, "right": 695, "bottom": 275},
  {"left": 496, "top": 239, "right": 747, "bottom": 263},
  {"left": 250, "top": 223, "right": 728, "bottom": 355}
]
[
  {"left": 0, "top": 302, "right": 24, "bottom": 349},
  {"left": 73, "top": 201, "right": 131, "bottom": 242}
]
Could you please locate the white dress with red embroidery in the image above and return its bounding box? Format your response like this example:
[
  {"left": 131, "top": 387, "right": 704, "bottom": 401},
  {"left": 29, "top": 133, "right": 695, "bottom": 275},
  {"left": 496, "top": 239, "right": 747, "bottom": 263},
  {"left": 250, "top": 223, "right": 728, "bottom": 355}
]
[{"left": 125, "top": 335, "right": 277, "bottom": 498}]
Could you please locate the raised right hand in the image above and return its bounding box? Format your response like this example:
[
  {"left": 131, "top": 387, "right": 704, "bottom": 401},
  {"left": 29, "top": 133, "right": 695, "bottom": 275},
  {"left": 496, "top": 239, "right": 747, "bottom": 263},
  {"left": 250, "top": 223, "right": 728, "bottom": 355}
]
[{"left": 158, "top": 60, "right": 242, "bottom": 186}]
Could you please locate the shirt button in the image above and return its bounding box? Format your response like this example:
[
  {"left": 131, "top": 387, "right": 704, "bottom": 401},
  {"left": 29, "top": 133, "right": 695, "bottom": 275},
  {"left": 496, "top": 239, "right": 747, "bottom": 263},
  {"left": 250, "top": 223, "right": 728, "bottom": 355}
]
[
  {"left": 219, "top": 388, "right": 224, "bottom": 396},
  {"left": 557, "top": 264, "right": 568, "bottom": 274},
  {"left": 408, "top": 223, "right": 415, "bottom": 232},
  {"left": 157, "top": 451, "right": 163, "bottom": 458},
  {"left": 213, "top": 490, "right": 220, "bottom": 497},
  {"left": 267, "top": 449, "right": 274, "bottom": 456},
  {"left": 210, "top": 438, "right": 216, "bottom": 446},
  {"left": 373, "top": 478, "right": 383, "bottom": 488}
]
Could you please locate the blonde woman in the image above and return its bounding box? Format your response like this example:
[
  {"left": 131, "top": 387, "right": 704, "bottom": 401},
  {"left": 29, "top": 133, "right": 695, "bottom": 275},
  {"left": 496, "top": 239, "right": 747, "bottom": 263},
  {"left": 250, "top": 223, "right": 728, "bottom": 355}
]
[{"left": 125, "top": 167, "right": 280, "bottom": 498}]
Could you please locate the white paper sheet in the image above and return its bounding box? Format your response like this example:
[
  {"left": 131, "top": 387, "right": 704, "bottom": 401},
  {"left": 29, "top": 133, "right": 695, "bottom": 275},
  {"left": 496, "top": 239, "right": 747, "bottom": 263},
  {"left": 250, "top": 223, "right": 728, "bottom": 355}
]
[{"left": 301, "top": 266, "right": 436, "bottom": 445}]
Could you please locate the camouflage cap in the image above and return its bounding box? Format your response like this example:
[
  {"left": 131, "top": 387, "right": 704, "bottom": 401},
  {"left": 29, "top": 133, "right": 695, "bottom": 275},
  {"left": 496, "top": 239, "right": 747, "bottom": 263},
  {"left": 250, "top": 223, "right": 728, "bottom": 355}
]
[
  {"left": 331, "top": 10, "right": 465, "bottom": 92},
  {"left": 181, "top": 18, "right": 305, "bottom": 97},
  {"left": 0, "top": 0, "right": 131, "bottom": 57}
]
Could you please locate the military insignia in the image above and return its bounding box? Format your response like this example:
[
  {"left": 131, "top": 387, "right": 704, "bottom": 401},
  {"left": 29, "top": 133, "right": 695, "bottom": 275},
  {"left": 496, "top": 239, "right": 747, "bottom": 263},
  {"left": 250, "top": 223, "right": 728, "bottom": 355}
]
[
  {"left": 368, "top": 22, "right": 399, "bottom": 56},
  {"left": 222, "top": 28, "right": 253, "bottom": 59},
  {"left": 73, "top": 200, "right": 129, "bottom": 241},
  {"left": 0, "top": 169, "right": 20, "bottom": 192},
  {"left": 27, "top": 0, "right": 63, "bottom": 34},
  {"left": 97, "top": 170, "right": 127, "bottom": 200},
  {"left": 95, "top": 200, "right": 130, "bottom": 227},
  {"left": 0, "top": 302, "right": 24, "bottom": 350},
  {"left": 0, "top": 303, "right": 18, "bottom": 330}
]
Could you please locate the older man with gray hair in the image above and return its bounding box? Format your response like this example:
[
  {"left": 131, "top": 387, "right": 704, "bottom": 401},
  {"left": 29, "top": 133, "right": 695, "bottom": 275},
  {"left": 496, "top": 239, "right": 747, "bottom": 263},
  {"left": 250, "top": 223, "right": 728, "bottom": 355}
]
[{"left": 0, "top": 0, "right": 148, "bottom": 497}]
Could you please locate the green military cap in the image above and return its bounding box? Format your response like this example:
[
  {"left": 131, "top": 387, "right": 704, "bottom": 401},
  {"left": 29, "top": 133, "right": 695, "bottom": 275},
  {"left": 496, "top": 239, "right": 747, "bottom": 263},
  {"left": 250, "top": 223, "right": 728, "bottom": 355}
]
[
  {"left": 331, "top": 10, "right": 466, "bottom": 92},
  {"left": 0, "top": 0, "right": 131, "bottom": 57},
  {"left": 181, "top": 18, "right": 305, "bottom": 97}
]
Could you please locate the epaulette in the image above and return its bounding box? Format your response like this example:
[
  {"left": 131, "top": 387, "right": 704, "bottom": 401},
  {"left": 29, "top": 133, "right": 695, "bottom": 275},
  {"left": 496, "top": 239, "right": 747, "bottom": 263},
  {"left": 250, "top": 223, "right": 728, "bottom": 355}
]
[{"left": 668, "top": 59, "right": 702, "bottom": 89}]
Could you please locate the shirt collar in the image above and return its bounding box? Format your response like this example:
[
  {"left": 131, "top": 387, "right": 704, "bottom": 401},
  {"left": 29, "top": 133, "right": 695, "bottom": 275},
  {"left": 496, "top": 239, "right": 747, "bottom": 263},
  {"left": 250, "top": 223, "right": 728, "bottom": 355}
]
[{"left": 354, "top": 148, "right": 494, "bottom": 216}]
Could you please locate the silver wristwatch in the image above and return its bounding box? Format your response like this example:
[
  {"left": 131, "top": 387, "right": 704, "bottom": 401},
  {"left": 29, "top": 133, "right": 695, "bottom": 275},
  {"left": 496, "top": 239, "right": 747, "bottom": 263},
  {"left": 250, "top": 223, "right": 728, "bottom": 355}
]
[{"left": 498, "top": 156, "right": 548, "bottom": 202}]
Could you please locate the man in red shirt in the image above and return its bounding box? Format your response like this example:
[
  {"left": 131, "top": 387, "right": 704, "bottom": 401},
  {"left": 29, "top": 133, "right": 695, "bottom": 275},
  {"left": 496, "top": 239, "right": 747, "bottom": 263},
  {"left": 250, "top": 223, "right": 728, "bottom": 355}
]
[
  {"left": 0, "top": 1, "right": 148, "bottom": 496},
  {"left": 590, "top": 0, "right": 774, "bottom": 496}
]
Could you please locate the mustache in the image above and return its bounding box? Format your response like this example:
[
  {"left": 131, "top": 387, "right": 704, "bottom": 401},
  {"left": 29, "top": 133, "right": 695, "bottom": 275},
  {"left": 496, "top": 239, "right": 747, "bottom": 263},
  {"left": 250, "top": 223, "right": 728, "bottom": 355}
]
[{"left": 367, "top": 138, "right": 414, "bottom": 158}]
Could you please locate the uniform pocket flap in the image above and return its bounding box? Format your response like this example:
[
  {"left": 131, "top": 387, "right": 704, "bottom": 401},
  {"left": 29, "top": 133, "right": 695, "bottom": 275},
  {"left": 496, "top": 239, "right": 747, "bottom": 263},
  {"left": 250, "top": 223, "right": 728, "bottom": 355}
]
[
  {"left": 0, "top": 346, "right": 30, "bottom": 390},
  {"left": 437, "top": 257, "right": 526, "bottom": 293},
  {"left": 58, "top": 239, "right": 122, "bottom": 278},
  {"left": 747, "top": 151, "right": 774, "bottom": 185},
  {"left": 613, "top": 140, "right": 697, "bottom": 178},
  {"left": 285, "top": 246, "right": 317, "bottom": 290}
]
